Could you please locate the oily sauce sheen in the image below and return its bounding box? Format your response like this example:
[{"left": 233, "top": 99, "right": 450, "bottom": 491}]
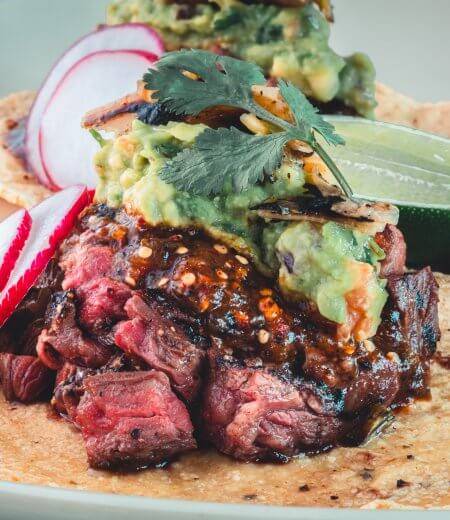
[{"left": 80, "top": 204, "right": 383, "bottom": 390}]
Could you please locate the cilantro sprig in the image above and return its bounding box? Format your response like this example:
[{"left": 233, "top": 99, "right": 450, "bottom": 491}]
[{"left": 144, "top": 50, "right": 351, "bottom": 198}]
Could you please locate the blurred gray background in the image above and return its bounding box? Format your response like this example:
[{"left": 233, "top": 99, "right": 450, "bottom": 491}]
[{"left": 0, "top": 0, "right": 449, "bottom": 101}]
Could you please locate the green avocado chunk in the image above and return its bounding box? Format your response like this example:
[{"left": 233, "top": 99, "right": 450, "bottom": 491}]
[{"left": 107, "top": 0, "right": 376, "bottom": 117}]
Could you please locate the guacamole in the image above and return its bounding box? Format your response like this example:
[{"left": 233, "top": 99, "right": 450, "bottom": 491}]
[
  {"left": 94, "top": 119, "right": 306, "bottom": 254},
  {"left": 107, "top": 0, "right": 376, "bottom": 117},
  {"left": 94, "top": 119, "right": 387, "bottom": 339},
  {"left": 276, "top": 222, "right": 387, "bottom": 340}
]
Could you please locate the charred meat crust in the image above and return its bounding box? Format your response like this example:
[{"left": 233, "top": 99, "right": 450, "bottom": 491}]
[
  {"left": 0, "top": 204, "right": 440, "bottom": 469},
  {"left": 0, "top": 353, "right": 53, "bottom": 403}
]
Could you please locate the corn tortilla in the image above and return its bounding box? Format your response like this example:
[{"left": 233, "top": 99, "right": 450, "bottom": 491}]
[
  {"left": 375, "top": 83, "right": 450, "bottom": 138},
  {"left": 0, "top": 91, "right": 50, "bottom": 208}
]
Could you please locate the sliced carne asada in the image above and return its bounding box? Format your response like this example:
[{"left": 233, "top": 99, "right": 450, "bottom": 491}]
[
  {"left": 0, "top": 353, "right": 53, "bottom": 403},
  {"left": 77, "top": 277, "right": 132, "bottom": 339},
  {"left": 202, "top": 354, "right": 349, "bottom": 461},
  {"left": 73, "top": 370, "right": 196, "bottom": 469},
  {"left": 375, "top": 224, "right": 407, "bottom": 277},
  {"left": 0, "top": 203, "right": 440, "bottom": 468},
  {"left": 374, "top": 267, "right": 440, "bottom": 401},
  {"left": 114, "top": 294, "right": 206, "bottom": 402},
  {"left": 0, "top": 259, "right": 63, "bottom": 356},
  {"left": 36, "top": 290, "right": 114, "bottom": 369}
]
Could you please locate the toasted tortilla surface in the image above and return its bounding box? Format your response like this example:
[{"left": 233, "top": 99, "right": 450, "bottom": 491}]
[
  {"left": 0, "top": 274, "right": 448, "bottom": 510},
  {"left": 375, "top": 83, "right": 450, "bottom": 138},
  {"left": 0, "top": 91, "right": 50, "bottom": 208}
]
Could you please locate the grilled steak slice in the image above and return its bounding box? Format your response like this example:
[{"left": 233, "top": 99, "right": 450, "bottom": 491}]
[
  {"left": 60, "top": 241, "right": 115, "bottom": 291},
  {"left": 203, "top": 355, "right": 348, "bottom": 461},
  {"left": 375, "top": 224, "right": 406, "bottom": 277},
  {"left": 0, "top": 203, "right": 438, "bottom": 469},
  {"left": 36, "top": 291, "right": 113, "bottom": 369},
  {"left": 52, "top": 364, "right": 93, "bottom": 417},
  {"left": 0, "top": 259, "right": 63, "bottom": 356},
  {"left": 374, "top": 267, "right": 440, "bottom": 400},
  {"left": 78, "top": 277, "right": 132, "bottom": 339},
  {"left": 343, "top": 354, "right": 400, "bottom": 412},
  {"left": 53, "top": 355, "right": 144, "bottom": 417},
  {"left": 115, "top": 295, "right": 205, "bottom": 402},
  {"left": 73, "top": 371, "right": 196, "bottom": 469},
  {"left": 0, "top": 353, "right": 53, "bottom": 402}
]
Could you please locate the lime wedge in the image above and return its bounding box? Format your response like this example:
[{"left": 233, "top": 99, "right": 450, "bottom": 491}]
[{"left": 322, "top": 117, "right": 450, "bottom": 272}]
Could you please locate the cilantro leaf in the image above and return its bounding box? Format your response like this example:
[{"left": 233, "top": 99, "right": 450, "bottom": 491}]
[
  {"left": 90, "top": 129, "right": 106, "bottom": 147},
  {"left": 278, "top": 80, "right": 345, "bottom": 146},
  {"left": 144, "top": 50, "right": 351, "bottom": 198},
  {"left": 144, "top": 50, "right": 265, "bottom": 116},
  {"left": 160, "top": 127, "right": 294, "bottom": 195}
]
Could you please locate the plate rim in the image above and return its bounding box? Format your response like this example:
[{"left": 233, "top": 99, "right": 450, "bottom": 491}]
[{"left": 0, "top": 480, "right": 447, "bottom": 519}]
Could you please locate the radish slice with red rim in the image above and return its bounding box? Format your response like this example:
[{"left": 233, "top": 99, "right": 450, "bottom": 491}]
[
  {"left": 26, "top": 23, "right": 164, "bottom": 188},
  {"left": 0, "top": 185, "right": 90, "bottom": 327},
  {"left": 39, "top": 49, "right": 157, "bottom": 189},
  {"left": 0, "top": 210, "right": 32, "bottom": 292}
]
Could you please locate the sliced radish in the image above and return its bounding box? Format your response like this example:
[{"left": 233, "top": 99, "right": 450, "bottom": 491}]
[
  {"left": 0, "top": 210, "right": 32, "bottom": 292},
  {"left": 0, "top": 185, "right": 90, "bottom": 327},
  {"left": 26, "top": 23, "right": 164, "bottom": 188},
  {"left": 39, "top": 50, "right": 157, "bottom": 190}
]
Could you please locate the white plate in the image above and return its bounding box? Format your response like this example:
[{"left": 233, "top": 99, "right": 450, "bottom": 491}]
[{"left": 1, "top": 482, "right": 449, "bottom": 520}]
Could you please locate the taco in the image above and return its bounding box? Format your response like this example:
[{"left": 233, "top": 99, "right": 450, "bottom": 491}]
[{"left": 0, "top": 51, "right": 447, "bottom": 509}]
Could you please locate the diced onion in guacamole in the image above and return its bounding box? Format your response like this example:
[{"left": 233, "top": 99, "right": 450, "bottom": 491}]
[
  {"left": 107, "top": 0, "right": 376, "bottom": 117},
  {"left": 276, "top": 221, "right": 387, "bottom": 340}
]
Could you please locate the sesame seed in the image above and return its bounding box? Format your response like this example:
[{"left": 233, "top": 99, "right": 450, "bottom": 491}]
[
  {"left": 176, "top": 246, "right": 189, "bottom": 255},
  {"left": 170, "top": 326, "right": 176, "bottom": 332},
  {"left": 157, "top": 277, "right": 169, "bottom": 287},
  {"left": 257, "top": 329, "right": 270, "bottom": 344},
  {"left": 157, "top": 329, "right": 164, "bottom": 336},
  {"left": 224, "top": 262, "right": 232, "bottom": 269},
  {"left": 363, "top": 339, "right": 376, "bottom": 353},
  {"left": 386, "top": 351, "right": 401, "bottom": 364},
  {"left": 181, "top": 272, "right": 196, "bottom": 286},
  {"left": 235, "top": 255, "right": 249, "bottom": 265},
  {"left": 125, "top": 276, "right": 136, "bottom": 287},
  {"left": 138, "top": 246, "right": 153, "bottom": 259},
  {"left": 214, "top": 244, "right": 228, "bottom": 254},
  {"left": 216, "top": 269, "right": 228, "bottom": 280}
]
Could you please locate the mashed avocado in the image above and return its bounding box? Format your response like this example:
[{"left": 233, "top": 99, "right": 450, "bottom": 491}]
[
  {"left": 94, "top": 119, "right": 306, "bottom": 255},
  {"left": 276, "top": 222, "right": 387, "bottom": 339},
  {"left": 107, "top": 0, "right": 376, "bottom": 117},
  {"left": 94, "top": 119, "right": 387, "bottom": 339}
]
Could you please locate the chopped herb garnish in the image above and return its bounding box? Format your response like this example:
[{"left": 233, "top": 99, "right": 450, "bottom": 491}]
[
  {"left": 90, "top": 129, "right": 106, "bottom": 147},
  {"left": 144, "top": 50, "right": 350, "bottom": 197}
]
